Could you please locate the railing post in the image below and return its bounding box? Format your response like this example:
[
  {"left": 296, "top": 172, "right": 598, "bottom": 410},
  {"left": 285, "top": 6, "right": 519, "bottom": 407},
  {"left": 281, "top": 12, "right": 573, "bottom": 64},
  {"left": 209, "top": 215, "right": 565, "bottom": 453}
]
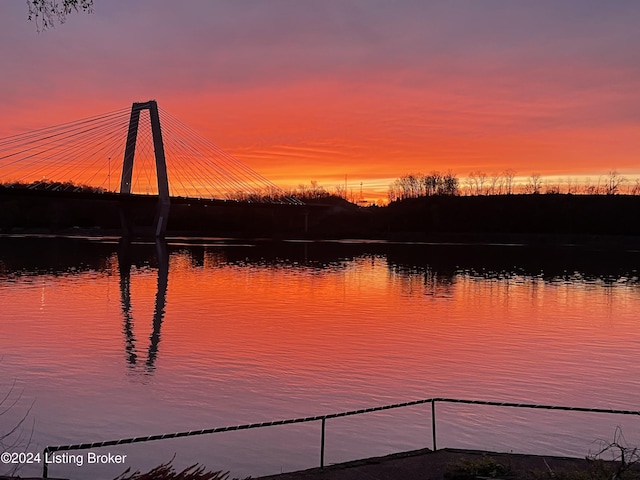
[
  {"left": 320, "top": 418, "right": 326, "bottom": 468},
  {"left": 42, "top": 447, "right": 49, "bottom": 478},
  {"left": 431, "top": 399, "right": 437, "bottom": 451}
]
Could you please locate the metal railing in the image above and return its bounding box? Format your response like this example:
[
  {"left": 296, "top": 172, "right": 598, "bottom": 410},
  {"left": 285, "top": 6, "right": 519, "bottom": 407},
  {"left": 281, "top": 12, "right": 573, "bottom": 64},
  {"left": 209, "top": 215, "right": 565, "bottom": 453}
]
[{"left": 42, "top": 397, "right": 640, "bottom": 477}]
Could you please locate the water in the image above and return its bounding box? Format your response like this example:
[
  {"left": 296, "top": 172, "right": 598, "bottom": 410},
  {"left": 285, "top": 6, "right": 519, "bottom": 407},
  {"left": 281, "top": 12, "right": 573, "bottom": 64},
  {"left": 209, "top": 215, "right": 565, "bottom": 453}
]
[{"left": 1, "top": 236, "right": 640, "bottom": 479}]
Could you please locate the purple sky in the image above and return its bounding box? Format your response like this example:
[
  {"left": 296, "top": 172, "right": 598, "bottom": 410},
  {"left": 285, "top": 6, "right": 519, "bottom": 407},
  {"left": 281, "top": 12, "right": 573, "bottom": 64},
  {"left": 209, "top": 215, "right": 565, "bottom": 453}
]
[{"left": 2, "top": 1, "right": 640, "bottom": 199}]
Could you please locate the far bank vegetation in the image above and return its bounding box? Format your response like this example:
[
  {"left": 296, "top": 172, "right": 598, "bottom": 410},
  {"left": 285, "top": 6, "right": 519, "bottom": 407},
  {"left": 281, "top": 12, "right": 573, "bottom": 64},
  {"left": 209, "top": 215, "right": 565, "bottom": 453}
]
[{"left": 388, "top": 169, "right": 637, "bottom": 202}]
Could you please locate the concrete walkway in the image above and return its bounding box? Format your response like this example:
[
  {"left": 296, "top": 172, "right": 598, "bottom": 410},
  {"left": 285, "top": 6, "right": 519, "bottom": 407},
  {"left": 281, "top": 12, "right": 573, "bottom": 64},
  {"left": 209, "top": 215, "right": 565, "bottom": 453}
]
[{"left": 257, "top": 448, "right": 596, "bottom": 480}]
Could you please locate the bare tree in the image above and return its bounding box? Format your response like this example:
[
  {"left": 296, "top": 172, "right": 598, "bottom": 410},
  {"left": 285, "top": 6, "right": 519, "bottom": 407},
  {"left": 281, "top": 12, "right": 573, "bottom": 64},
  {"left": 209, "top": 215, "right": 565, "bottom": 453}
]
[
  {"left": 503, "top": 169, "right": 517, "bottom": 195},
  {"left": 488, "top": 173, "right": 502, "bottom": 195},
  {"left": 587, "top": 427, "right": 640, "bottom": 480},
  {"left": 466, "top": 172, "right": 478, "bottom": 196},
  {"left": 440, "top": 171, "right": 458, "bottom": 195},
  {"left": 595, "top": 175, "right": 604, "bottom": 195},
  {"left": 297, "top": 183, "right": 308, "bottom": 198},
  {"left": 566, "top": 176, "right": 578, "bottom": 194},
  {"left": 525, "top": 173, "right": 543, "bottom": 194},
  {"left": 387, "top": 185, "right": 398, "bottom": 202},
  {"left": 399, "top": 174, "right": 424, "bottom": 198},
  {"left": 605, "top": 170, "right": 626, "bottom": 195},
  {"left": 476, "top": 171, "right": 487, "bottom": 195},
  {"left": 423, "top": 172, "right": 443, "bottom": 196},
  {"left": 389, "top": 171, "right": 459, "bottom": 199},
  {"left": 466, "top": 171, "right": 488, "bottom": 195},
  {"left": 389, "top": 175, "right": 417, "bottom": 200},
  {"left": 1, "top": 380, "right": 34, "bottom": 476},
  {"left": 584, "top": 185, "right": 599, "bottom": 195},
  {"left": 308, "top": 180, "right": 327, "bottom": 199},
  {"left": 28, "top": 0, "right": 93, "bottom": 30},
  {"left": 544, "top": 180, "right": 561, "bottom": 194}
]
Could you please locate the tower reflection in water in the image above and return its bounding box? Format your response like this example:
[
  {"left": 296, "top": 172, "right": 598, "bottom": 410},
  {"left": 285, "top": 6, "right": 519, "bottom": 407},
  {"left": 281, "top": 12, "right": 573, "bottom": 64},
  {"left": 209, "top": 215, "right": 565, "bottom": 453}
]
[{"left": 118, "top": 240, "right": 169, "bottom": 374}]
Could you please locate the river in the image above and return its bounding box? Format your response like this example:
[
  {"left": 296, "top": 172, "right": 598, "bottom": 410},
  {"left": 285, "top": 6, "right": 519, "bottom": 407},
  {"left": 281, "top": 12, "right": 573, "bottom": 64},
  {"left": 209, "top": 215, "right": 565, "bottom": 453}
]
[{"left": 1, "top": 236, "right": 639, "bottom": 479}]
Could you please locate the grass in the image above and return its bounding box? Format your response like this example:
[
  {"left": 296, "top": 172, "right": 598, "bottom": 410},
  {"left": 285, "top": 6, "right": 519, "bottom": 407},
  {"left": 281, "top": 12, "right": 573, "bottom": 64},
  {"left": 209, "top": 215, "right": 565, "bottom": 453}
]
[{"left": 113, "top": 462, "right": 251, "bottom": 480}]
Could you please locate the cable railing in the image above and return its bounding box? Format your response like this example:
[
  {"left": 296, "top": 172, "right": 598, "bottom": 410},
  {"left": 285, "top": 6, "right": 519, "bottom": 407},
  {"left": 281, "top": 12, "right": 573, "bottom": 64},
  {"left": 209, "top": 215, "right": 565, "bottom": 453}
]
[{"left": 42, "top": 397, "right": 640, "bottom": 478}]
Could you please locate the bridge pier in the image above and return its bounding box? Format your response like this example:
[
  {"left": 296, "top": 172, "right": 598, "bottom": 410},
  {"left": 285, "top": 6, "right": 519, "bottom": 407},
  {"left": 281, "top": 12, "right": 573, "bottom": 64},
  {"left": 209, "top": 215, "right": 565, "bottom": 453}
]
[{"left": 119, "top": 100, "right": 170, "bottom": 238}]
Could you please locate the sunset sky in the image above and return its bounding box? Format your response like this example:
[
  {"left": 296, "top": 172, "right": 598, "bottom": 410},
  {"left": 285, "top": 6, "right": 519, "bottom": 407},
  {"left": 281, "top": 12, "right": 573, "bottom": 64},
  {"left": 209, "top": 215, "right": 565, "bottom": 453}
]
[{"left": 1, "top": 1, "right": 639, "bottom": 202}]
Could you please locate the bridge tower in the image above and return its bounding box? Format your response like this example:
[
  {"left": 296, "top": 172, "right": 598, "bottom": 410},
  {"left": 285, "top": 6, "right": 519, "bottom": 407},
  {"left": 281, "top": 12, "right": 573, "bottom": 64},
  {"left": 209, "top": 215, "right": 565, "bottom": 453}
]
[{"left": 120, "top": 100, "right": 170, "bottom": 237}]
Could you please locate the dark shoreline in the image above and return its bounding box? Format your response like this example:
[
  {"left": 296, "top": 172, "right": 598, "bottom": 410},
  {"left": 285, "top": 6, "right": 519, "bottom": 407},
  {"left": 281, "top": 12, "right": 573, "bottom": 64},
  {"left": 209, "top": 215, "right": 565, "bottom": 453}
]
[
  {"left": 3, "top": 230, "right": 640, "bottom": 249},
  {"left": 3, "top": 188, "right": 640, "bottom": 240}
]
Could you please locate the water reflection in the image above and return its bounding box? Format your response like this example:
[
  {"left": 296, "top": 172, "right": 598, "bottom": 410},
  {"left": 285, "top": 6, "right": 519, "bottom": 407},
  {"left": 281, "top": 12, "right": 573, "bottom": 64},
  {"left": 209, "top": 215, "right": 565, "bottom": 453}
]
[
  {"left": 382, "top": 242, "right": 640, "bottom": 283},
  {"left": 1, "top": 237, "right": 639, "bottom": 284},
  {"left": 118, "top": 240, "right": 169, "bottom": 374},
  {"left": 2, "top": 236, "right": 640, "bottom": 479}
]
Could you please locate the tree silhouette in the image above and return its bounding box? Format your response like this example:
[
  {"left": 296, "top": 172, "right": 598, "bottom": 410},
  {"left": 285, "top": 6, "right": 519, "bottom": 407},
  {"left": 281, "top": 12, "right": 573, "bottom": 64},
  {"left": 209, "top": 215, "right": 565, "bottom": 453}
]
[
  {"left": 605, "top": 169, "right": 626, "bottom": 195},
  {"left": 28, "top": 0, "right": 93, "bottom": 30},
  {"left": 0, "top": 380, "right": 34, "bottom": 476},
  {"left": 526, "top": 173, "right": 543, "bottom": 194},
  {"left": 503, "top": 168, "right": 517, "bottom": 195}
]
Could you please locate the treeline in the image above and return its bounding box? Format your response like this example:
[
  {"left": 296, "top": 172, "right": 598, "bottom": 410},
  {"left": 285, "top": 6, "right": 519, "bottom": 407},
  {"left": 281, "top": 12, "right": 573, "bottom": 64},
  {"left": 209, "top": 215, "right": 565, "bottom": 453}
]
[
  {"left": 226, "top": 180, "right": 340, "bottom": 203},
  {"left": 1, "top": 180, "right": 347, "bottom": 207},
  {"left": 389, "top": 169, "right": 640, "bottom": 201},
  {"left": 388, "top": 171, "right": 460, "bottom": 201},
  {"left": 1, "top": 180, "right": 106, "bottom": 194}
]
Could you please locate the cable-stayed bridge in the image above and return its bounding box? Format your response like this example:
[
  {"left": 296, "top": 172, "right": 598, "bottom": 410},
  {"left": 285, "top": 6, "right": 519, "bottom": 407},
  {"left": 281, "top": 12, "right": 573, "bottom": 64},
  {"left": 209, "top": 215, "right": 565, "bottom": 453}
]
[{"left": 0, "top": 100, "right": 303, "bottom": 236}]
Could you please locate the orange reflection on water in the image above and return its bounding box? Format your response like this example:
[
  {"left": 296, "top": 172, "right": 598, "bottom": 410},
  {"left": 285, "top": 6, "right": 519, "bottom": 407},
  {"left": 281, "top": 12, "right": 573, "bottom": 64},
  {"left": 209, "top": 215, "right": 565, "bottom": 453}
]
[
  {"left": 144, "top": 251, "right": 639, "bottom": 407},
  {"left": 2, "top": 243, "right": 640, "bottom": 476},
  {"left": 3, "top": 249, "right": 638, "bottom": 400}
]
